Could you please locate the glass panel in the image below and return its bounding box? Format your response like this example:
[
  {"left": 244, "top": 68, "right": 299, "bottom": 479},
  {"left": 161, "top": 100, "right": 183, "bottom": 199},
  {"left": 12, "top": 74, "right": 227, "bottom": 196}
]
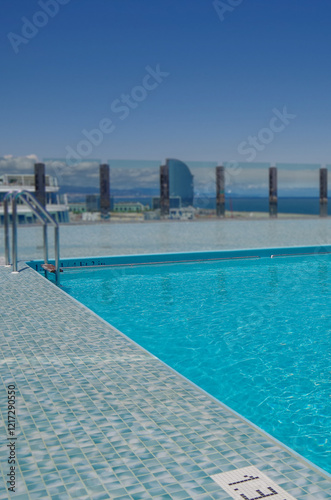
[
  {"left": 276, "top": 163, "right": 320, "bottom": 215},
  {"left": 223, "top": 162, "right": 270, "bottom": 214},
  {"left": 108, "top": 159, "right": 160, "bottom": 213}
]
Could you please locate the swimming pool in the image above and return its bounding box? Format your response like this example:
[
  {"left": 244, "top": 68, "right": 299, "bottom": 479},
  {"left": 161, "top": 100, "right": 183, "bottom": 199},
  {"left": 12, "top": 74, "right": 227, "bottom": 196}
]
[{"left": 31, "top": 247, "right": 331, "bottom": 474}]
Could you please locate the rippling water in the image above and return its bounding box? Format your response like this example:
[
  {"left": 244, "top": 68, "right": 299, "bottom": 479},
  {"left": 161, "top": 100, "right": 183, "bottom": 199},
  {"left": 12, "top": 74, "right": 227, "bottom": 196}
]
[{"left": 62, "top": 255, "right": 331, "bottom": 474}]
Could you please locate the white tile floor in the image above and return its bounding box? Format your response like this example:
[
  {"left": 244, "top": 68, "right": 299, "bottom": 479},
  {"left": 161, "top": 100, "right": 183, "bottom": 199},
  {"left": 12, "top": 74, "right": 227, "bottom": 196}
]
[{"left": 212, "top": 466, "right": 298, "bottom": 500}]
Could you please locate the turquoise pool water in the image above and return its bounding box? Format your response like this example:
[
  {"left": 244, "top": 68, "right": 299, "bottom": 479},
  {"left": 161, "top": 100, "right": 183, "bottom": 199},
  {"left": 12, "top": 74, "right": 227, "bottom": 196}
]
[{"left": 61, "top": 254, "right": 331, "bottom": 474}]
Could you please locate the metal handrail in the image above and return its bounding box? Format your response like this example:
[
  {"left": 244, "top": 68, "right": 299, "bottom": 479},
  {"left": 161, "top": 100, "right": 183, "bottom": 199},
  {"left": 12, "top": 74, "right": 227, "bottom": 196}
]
[
  {"left": 4, "top": 191, "right": 20, "bottom": 266},
  {"left": 4, "top": 190, "right": 60, "bottom": 285}
]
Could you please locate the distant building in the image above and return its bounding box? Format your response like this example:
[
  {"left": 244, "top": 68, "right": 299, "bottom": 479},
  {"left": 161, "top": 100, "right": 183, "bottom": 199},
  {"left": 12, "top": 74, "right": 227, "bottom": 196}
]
[
  {"left": 82, "top": 212, "right": 100, "bottom": 222},
  {"left": 86, "top": 194, "right": 100, "bottom": 212},
  {"left": 169, "top": 206, "right": 196, "bottom": 220},
  {"left": 152, "top": 196, "right": 181, "bottom": 210},
  {"left": 114, "top": 201, "right": 146, "bottom": 212},
  {"left": 167, "top": 158, "right": 194, "bottom": 207},
  {"left": 85, "top": 194, "right": 114, "bottom": 212},
  {"left": 69, "top": 202, "right": 86, "bottom": 213}
]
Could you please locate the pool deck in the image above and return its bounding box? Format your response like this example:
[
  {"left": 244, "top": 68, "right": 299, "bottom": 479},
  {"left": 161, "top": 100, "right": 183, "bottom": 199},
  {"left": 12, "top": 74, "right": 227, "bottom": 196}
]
[{"left": 0, "top": 263, "right": 330, "bottom": 500}]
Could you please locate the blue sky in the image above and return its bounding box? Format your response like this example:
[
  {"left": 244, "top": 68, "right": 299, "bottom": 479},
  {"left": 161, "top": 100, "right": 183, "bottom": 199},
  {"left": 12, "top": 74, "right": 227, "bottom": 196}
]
[{"left": 1, "top": 0, "right": 331, "bottom": 190}]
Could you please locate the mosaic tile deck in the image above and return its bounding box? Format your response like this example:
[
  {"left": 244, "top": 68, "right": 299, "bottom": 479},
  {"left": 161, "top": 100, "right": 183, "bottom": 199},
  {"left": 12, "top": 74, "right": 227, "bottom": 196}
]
[{"left": 0, "top": 263, "right": 330, "bottom": 500}]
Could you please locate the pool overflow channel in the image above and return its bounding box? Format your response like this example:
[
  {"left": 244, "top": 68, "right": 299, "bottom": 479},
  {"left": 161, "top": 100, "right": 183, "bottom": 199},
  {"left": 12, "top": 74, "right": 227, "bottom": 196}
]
[
  {"left": 3, "top": 190, "right": 60, "bottom": 285},
  {"left": 28, "top": 245, "right": 331, "bottom": 274}
]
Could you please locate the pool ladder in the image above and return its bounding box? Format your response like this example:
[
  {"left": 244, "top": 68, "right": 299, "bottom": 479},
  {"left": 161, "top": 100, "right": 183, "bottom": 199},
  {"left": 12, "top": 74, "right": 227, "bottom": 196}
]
[{"left": 4, "top": 190, "right": 60, "bottom": 285}]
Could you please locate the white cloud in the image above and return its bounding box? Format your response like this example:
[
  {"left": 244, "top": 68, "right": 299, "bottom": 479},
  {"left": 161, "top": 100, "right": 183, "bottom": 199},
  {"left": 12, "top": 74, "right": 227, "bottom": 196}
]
[
  {"left": 110, "top": 168, "right": 159, "bottom": 190},
  {"left": 0, "top": 155, "right": 38, "bottom": 174}
]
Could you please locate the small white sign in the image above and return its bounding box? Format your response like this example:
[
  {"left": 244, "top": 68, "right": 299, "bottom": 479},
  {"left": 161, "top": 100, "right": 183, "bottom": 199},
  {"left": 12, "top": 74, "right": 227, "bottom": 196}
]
[{"left": 211, "top": 466, "right": 297, "bottom": 500}]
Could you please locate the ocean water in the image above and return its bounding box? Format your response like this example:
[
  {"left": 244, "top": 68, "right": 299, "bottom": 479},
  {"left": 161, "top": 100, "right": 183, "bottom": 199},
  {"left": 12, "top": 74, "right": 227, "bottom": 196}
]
[
  {"left": 61, "top": 254, "right": 331, "bottom": 474},
  {"left": 226, "top": 197, "right": 327, "bottom": 215}
]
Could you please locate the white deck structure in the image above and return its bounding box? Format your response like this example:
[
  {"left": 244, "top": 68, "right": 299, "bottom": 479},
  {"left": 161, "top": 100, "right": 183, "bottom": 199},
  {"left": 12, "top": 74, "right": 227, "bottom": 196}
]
[{"left": 0, "top": 174, "right": 69, "bottom": 224}]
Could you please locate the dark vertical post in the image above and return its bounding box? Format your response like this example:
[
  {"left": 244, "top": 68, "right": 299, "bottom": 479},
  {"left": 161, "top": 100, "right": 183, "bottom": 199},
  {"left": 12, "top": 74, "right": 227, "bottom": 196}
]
[
  {"left": 100, "top": 164, "right": 110, "bottom": 218},
  {"left": 216, "top": 166, "right": 225, "bottom": 217},
  {"left": 160, "top": 164, "right": 169, "bottom": 216},
  {"left": 34, "top": 163, "right": 46, "bottom": 207},
  {"left": 269, "top": 166, "right": 277, "bottom": 218},
  {"left": 320, "top": 167, "right": 328, "bottom": 217}
]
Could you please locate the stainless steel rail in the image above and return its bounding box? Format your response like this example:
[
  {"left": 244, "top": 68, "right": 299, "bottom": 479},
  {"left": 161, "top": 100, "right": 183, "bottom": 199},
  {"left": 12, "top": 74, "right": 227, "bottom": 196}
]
[
  {"left": 3, "top": 190, "right": 60, "bottom": 285},
  {"left": 4, "top": 191, "right": 20, "bottom": 267}
]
